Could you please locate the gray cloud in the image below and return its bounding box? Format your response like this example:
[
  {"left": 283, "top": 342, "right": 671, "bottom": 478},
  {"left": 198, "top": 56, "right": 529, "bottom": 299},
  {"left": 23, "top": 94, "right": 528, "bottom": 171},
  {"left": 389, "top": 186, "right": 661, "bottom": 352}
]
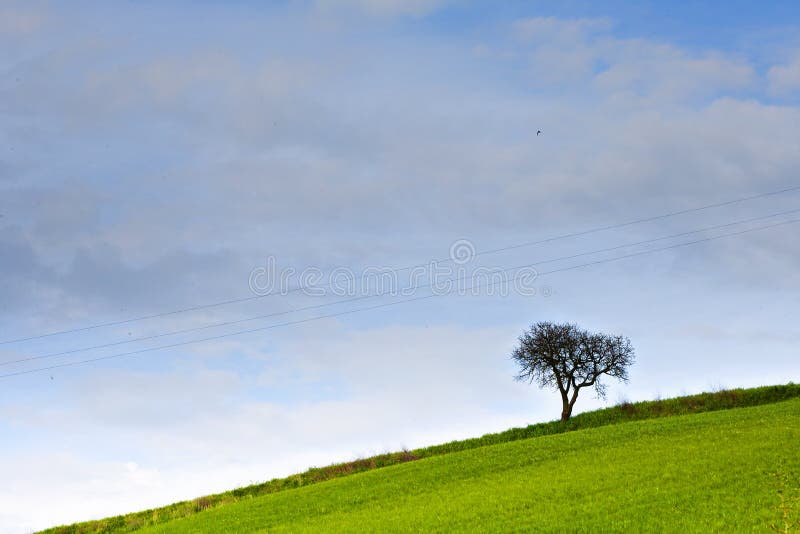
[{"left": 2, "top": 14, "right": 799, "bottom": 327}]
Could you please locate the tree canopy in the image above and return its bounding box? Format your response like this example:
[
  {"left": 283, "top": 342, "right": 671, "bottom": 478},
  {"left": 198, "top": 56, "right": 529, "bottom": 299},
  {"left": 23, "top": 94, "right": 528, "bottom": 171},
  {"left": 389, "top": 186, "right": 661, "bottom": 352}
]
[{"left": 511, "top": 322, "right": 635, "bottom": 421}]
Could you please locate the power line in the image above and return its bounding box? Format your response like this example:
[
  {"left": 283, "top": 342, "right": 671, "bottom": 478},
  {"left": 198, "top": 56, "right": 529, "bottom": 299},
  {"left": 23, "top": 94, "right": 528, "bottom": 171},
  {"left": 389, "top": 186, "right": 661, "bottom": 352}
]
[
  {"left": 2, "top": 215, "right": 797, "bottom": 379},
  {"left": 2, "top": 184, "right": 799, "bottom": 346},
  {"left": 3, "top": 207, "right": 798, "bottom": 368}
]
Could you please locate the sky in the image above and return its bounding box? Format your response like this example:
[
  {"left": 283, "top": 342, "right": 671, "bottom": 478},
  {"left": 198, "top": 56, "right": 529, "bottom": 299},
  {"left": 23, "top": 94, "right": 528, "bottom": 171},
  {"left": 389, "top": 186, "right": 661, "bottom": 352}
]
[{"left": 1, "top": 0, "right": 800, "bottom": 531}]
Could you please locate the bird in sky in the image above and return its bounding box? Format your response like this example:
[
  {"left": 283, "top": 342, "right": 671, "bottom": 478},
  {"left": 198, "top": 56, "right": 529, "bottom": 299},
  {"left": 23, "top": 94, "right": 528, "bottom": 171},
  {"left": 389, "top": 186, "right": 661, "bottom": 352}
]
[{"left": 537, "top": 130, "right": 542, "bottom": 136}]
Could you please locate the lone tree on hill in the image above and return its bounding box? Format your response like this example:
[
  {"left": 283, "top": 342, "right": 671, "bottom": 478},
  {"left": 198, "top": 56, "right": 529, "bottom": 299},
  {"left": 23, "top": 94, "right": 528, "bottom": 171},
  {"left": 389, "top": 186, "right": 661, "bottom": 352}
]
[{"left": 511, "top": 322, "right": 635, "bottom": 422}]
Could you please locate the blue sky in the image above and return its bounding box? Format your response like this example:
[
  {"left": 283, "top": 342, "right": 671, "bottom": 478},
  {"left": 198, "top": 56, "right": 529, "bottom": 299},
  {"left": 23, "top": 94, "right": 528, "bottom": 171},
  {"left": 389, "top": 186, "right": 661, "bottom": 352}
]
[{"left": 1, "top": 1, "right": 800, "bottom": 531}]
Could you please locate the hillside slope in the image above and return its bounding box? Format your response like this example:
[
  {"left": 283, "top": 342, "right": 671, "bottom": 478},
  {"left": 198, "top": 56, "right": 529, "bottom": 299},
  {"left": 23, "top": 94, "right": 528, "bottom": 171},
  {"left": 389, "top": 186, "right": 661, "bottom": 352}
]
[
  {"left": 44, "top": 385, "right": 800, "bottom": 533},
  {"left": 136, "top": 397, "right": 800, "bottom": 533}
]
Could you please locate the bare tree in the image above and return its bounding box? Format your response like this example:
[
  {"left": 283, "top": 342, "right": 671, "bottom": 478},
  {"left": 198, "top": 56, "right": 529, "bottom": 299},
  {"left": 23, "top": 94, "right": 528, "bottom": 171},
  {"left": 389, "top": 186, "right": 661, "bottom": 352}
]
[{"left": 511, "top": 322, "right": 635, "bottom": 421}]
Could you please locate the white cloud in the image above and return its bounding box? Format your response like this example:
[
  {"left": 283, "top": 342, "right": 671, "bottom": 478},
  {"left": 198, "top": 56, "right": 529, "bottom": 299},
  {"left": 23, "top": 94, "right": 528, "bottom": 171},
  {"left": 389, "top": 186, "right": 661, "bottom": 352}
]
[
  {"left": 0, "top": 6, "right": 47, "bottom": 35},
  {"left": 767, "top": 55, "right": 800, "bottom": 96},
  {"left": 593, "top": 45, "right": 754, "bottom": 102},
  {"left": 507, "top": 17, "right": 754, "bottom": 102},
  {"left": 512, "top": 16, "right": 613, "bottom": 43},
  {"left": 312, "top": 0, "right": 448, "bottom": 17}
]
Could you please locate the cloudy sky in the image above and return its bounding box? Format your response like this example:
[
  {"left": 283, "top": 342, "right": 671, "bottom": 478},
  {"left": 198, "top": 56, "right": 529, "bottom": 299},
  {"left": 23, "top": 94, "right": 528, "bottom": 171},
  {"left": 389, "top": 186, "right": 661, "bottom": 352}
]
[{"left": 1, "top": 1, "right": 800, "bottom": 531}]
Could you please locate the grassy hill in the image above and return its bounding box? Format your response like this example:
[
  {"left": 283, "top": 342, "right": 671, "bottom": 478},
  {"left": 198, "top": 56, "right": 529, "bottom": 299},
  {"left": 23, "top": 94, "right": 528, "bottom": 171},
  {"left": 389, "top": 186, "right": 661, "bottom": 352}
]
[{"left": 45, "top": 384, "right": 800, "bottom": 533}]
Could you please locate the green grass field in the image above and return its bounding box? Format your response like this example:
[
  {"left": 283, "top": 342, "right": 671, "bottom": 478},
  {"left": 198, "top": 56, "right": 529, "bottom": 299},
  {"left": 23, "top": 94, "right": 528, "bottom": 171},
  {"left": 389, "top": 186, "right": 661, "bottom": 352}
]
[
  {"left": 45, "top": 385, "right": 800, "bottom": 533},
  {"left": 135, "top": 398, "right": 800, "bottom": 533}
]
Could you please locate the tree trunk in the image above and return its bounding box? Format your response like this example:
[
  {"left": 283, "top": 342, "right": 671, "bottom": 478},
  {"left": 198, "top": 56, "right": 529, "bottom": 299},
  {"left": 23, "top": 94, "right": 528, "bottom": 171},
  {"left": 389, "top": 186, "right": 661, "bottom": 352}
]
[
  {"left": 561, "top": 388, "right": 580, "bottom": 421},
  {"left": 560, "top": 400, "right": 572, "bottom": 421}
]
